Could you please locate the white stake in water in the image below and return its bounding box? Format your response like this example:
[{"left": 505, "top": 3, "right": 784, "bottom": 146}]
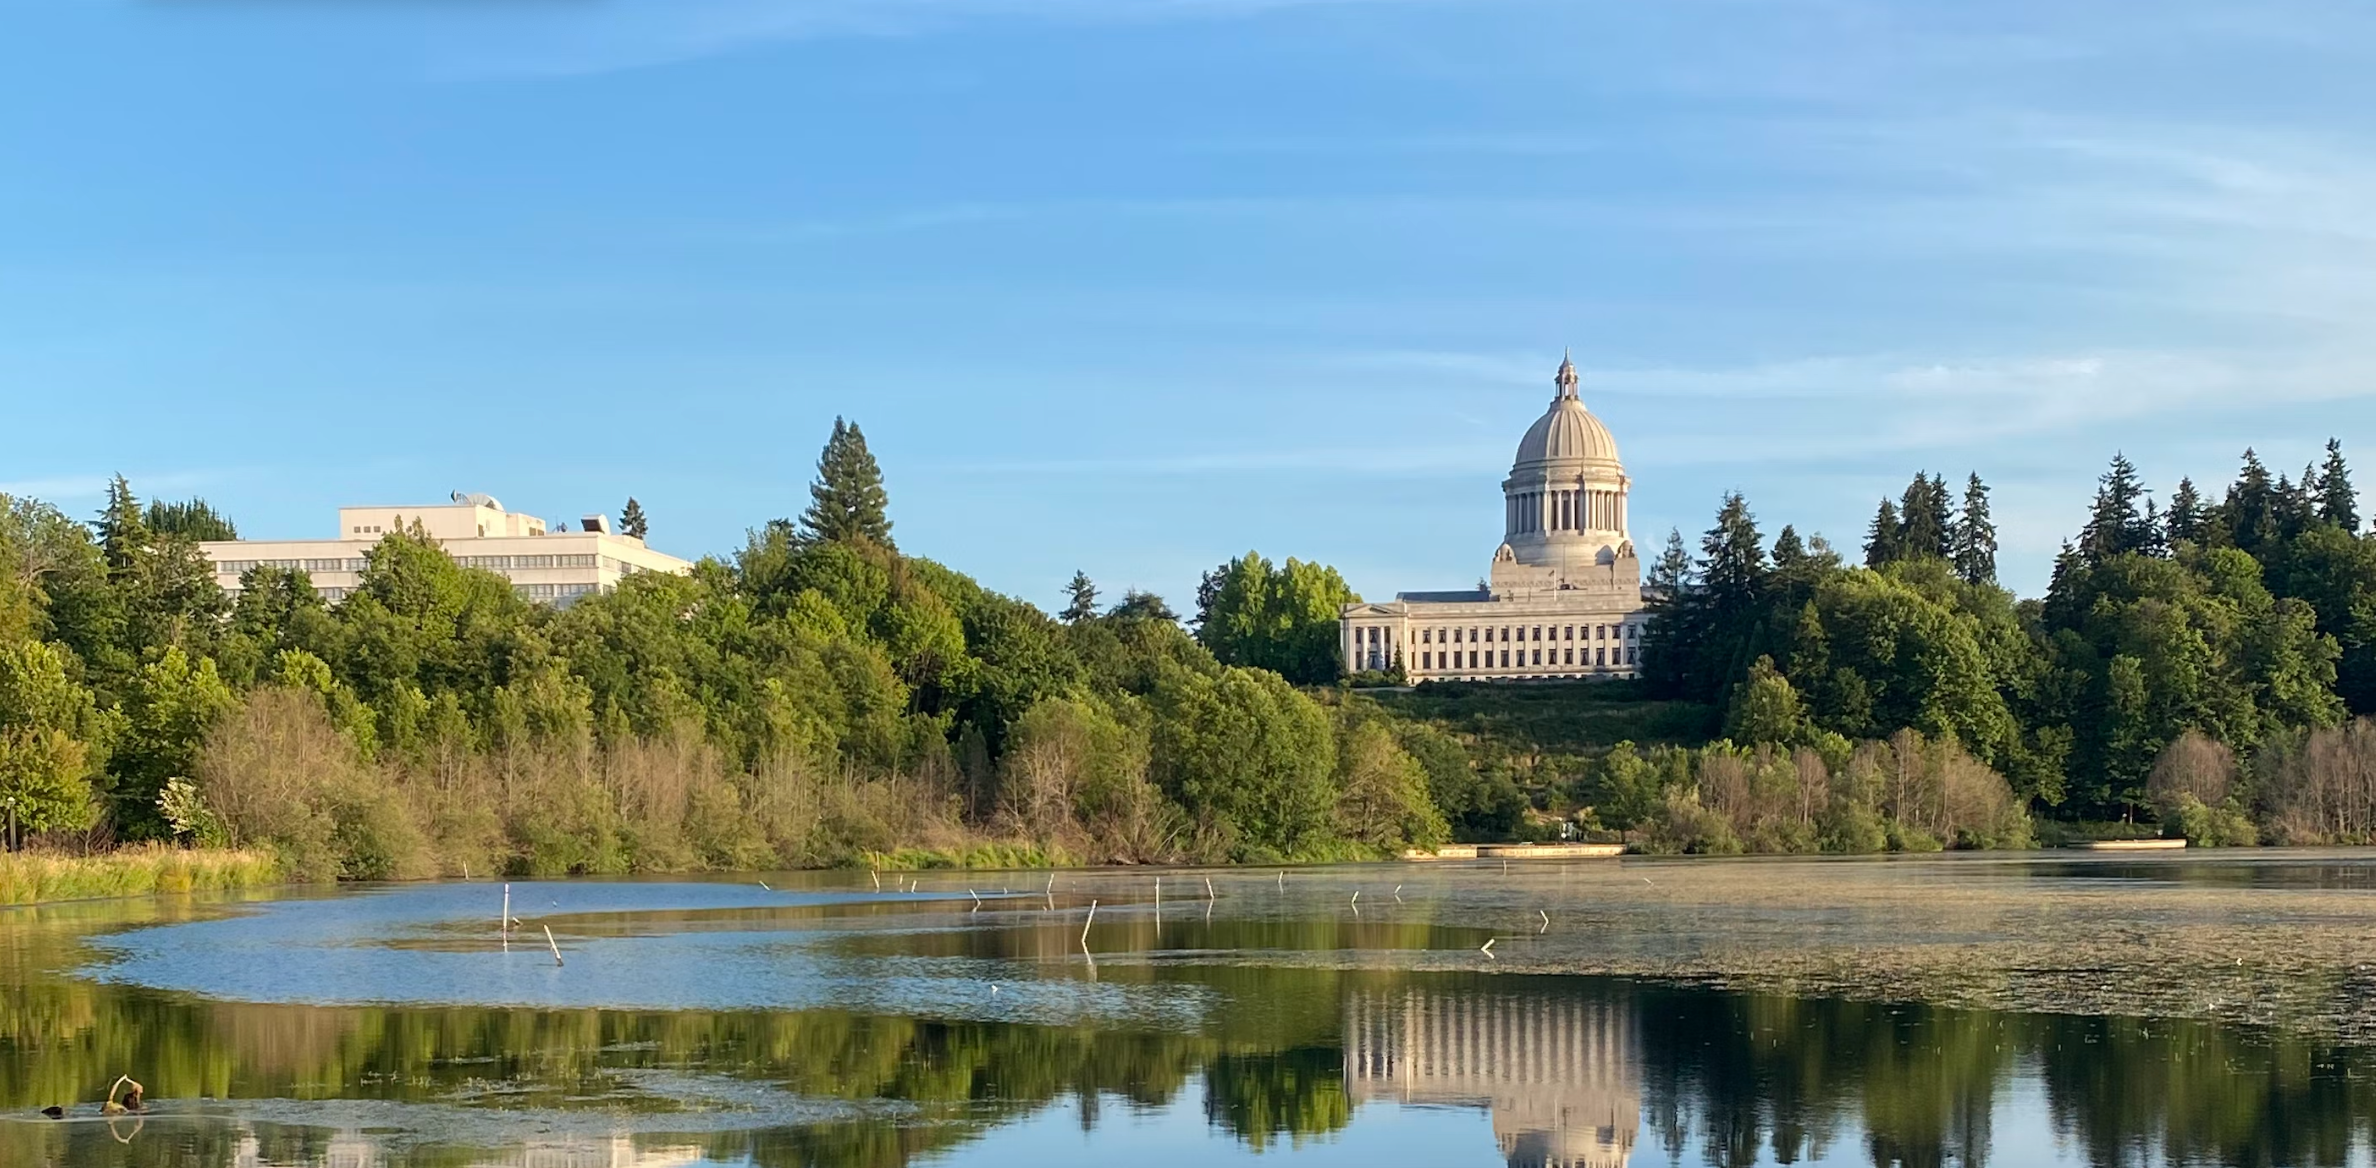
[{"left": 543, "top": 925, "right": 565, "bottom": 967}]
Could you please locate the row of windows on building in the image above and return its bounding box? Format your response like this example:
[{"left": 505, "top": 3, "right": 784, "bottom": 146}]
[
  {"left": 1413, "top": 623, "right": 1637, "bottom": 645},
  {"left": 515, "top": 583, "right": 597, "bottom": 600},
  {"left": 1422, "top": 645, "right": 1638, "bottom": 671},
  {"left": 213, "top": 553, "right": 636, "bottom": 578}
]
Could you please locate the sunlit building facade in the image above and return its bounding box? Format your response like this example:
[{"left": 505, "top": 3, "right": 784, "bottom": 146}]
[{"left": 1341, "top": 355, "right": 1650, "bottom": 680}]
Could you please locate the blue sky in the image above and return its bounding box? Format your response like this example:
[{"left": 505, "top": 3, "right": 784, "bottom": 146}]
[{"left": 5, "top": 1, "right": 2373, "bottom": 608}]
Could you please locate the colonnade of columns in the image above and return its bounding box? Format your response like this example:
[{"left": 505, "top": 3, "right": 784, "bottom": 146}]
[{"left": 1506, "top": 487, "right": 1627, "bottom": 536}]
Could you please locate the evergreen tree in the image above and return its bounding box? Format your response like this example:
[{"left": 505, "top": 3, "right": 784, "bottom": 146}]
[
  {"left": 1062, "top": 571, "right": 1100, "bottom": 623},
  {"left": 1108, "top": 589, "right": 1178, "bottom": 623},
  {"left": 1649, "top": 528, "right": 1693, "bottom": 596},
  {"left": 2319, "top": 439, "right": 2358, "bottom": 533},
  {"left": 2225, "top": 449, "right": 2278, "bottom": 555},
  {"left": 1771, "top": 525, "right": 1808, "bottom": 573},
  {"left": 1897, "top": 473, "right": 1952, "bottom": 560},
  {"left": 2079, "top": 453, "right": 2152, "bottom": 564},
  {"left": 2165, "top": 477, "right": 2205, "bottom": 548},
  {"left": 1865, "top": 499, "right": 1903, "bottom": 568},
  {"left": 95, "top": 475, "right": 149, "bottom": 574},
  {"left": 144, "top": 498, "right": 237, "bottom": 542},
  {"left": 1700, "top": 493, "right": 1768, "bottom": 617},
  {"left": 620, "top": 497, "right": 649, "bottom": 541},
  {"left": 798, "top": 418, "right": 894, "bottom": 548},
  {"left": 1951, "top": 473, "right": 1997, "bottom": 585}
]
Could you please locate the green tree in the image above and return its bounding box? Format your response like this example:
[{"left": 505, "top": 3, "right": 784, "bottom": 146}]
[
  {"left": 2165, "top": 477, "right": 2206, "bottom": 547},
  {"left": 799, "top": 417, "right": 894, "bottom": 548},
  {"left": 0, "top": 641, "right": 114, "bottom": 837},
  {"left": 620, "top": 496, "right": 649, "bottom": 541},
  {"left": 144, "top": 497, "right": 239, "bottom": 542},
  {"left": 2080, "top": 454, "right": 2154, "bottom": 564},
  {"left": 1061, "top": 571, "right": 1099, "bottom": 624},
  {"left": 113, "top": 646, "right": 236, "bottom": 838},
  {"left": 2317, "top": 439, "right": 2357, "bottom": 533},
  {"left": 1149, "top": 665, "right": 1337, "bottom": 858},
  {"left": 1864, "top": 498, "right": 1903, "bottom": 567},
  {"left": 1333, "top": 719, "right": 1448, "bottom": 849},
  {"left": 1193, "top": 553, "right": 1358, "bottom": 685},
  {"left": 1952, "top": 473, "right": 1997, "bottom": 585},
  {"left": 1725, "top": 655, "right": 1808, "bottom": 746}
]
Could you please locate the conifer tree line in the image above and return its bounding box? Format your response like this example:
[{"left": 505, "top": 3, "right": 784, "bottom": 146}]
[
  {"left": 1642, "top": 442, "right": 2376, "bottom": 842},
  {"left": 0, "top": 419, "right": 1449, "bottom": 874}
]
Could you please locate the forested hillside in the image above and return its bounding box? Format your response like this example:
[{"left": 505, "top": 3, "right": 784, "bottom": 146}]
[
  {"left": 8, "top": 424, "right": 2376, "bottom": 876},
  {"left": 0, "top": 422, "right": 1444, "bottom": 877}
]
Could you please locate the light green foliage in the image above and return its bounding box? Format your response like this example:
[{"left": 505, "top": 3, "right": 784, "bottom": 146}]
[
  {"left": 1333, "top": 719, "right": 1448, "bottom": 851},
  {"left": 1724, "top": 656, "right": 1807, "bottom": 746},
  {"left": 1193, "top": 552, "right": 1359, "bottom": 685},
  {"left": 113, "top": 647, "right": 236, "bottom": 838},
  {"left": 1150, "top": 665, "right": 1339, "bottom": 859}
]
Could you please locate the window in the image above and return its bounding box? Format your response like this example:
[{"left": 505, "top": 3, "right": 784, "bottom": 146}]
[
  {"left": 1531, "top": 649, "right": 1541, "bottom": 665},
  {"left": 1499, "top": 650, "right": 1509, "bottom": 668},
  {"left": 1563, "top": 647, "right": 1573, "bottom": 665},
  {"left": 1627, "top": 647, "right": 1638, "bottom": 665},
  {"left": 1564, "top": 625, "right": 1574, "bottom": 640},
  {"left": 1595, "top": 648, "right": 1606, "bottom": 667}
]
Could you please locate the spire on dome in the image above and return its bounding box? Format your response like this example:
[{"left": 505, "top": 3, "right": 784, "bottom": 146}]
[{"left": 1554, "top": 349, "right": 1580, "bottom": 400}]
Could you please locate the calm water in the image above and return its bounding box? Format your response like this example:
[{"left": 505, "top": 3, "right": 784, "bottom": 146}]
[{"left": 6, "top": 855, "right": 2376, "bottom": 1167}]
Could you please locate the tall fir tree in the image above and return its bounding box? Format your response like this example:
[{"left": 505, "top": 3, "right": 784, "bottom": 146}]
[
  {"left": 798, "top": 418, "right": 894, "bottom": 548},
  {"left": 1896, "top": 473, "right": 1953, "bottom": 560},
  {"left": 1864, "top": 498, "right": 1903, "bottom": 568},
  {"left": 1061, "top": 570, "right": 1100, "bottom": 623},
  {"left": 1700, "top": 493, "right": 1768, "bottom": 617},
  {"left": 1770, "top": 524, "right": 1808, "bottom": 573},
  {"left": 2225, "top": 448, "right": 2277, "bottom": 554},
  {"left": 1951, "top": 472, "right": 1997, "bottom": 585},
  {"left": 2165, "top": 477, "right": 2205, "bottom": 547},
  {"left": 2079, "top": 453, "right": 2151, "bottom": 563},
  {"left": 620, "top": 497, "right": 649, "bottom": 541},
  {"left": 2319, "top": 438, "right": 2358, "bottom": 533},
  {"left": 1648, "top": 528, "right": 1693, "bottom": 596},
  {"left": 96, "top": 474, "right": 149, "bottom": 575}
]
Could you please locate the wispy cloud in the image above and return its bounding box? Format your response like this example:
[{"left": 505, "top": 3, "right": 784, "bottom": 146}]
[{"left": 451, "top": 0, "right": 1452, "bottom": 77}]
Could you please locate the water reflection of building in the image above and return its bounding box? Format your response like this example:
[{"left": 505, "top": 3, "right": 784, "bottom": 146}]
[
  {"left": 1344, "top": 990, "right": 1638, "bottom": 1168},
  {"left": 235, "top": 1131, "right": 705, "bottom": 1168}
]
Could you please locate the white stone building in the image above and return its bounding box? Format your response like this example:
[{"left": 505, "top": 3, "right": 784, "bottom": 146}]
[
  {"left": 199, "top": 492, "right": 693, "bottom": 607},
  {"left": 1341, "top": 355, "right": 1649, "bottom": 681}
]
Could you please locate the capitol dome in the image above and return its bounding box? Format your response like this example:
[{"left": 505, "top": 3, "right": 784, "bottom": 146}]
[
  {"left": 1496, "top": 352, "right": 1635, "bottom": 579},
  {"left": 1513, "top": 353, "right": 1621, "bottom": 469}
]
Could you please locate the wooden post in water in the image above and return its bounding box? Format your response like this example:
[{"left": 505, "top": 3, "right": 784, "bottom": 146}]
[
  {"left": 1081, "top": 900, "right": 1097, "bottom": 950},
  {"left": 501, "top": 884, "right": 511, "bottom": 952},
  {"left": 542, "top": 925, "right": 564, "bottom": 967}
]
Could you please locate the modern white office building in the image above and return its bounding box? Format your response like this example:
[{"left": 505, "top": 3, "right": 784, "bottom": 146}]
[
  {"left": 1340, "top": 354, "right": 1650, "bottom": 681},
  {"left": 198, "top": 492, "right": 693, "bottom": 607}
]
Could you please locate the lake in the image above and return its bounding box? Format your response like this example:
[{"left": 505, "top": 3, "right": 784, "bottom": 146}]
[{"left": 7, "top": 851, "right": 2376, "bottom": 1167}]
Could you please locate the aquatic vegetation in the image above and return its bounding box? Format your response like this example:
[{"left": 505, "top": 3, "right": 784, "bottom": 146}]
[{"left": 0, "top": 845, "right": 278, "bottom": 906}]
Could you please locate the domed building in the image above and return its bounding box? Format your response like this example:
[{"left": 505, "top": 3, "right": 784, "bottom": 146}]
[{"left": 1340, "top": 354, "right": 1648, "bottom": 680}]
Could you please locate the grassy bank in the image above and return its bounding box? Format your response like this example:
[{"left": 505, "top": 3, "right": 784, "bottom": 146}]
[{"left": 0, "top": 846, "right": 281, "bottom": 906}]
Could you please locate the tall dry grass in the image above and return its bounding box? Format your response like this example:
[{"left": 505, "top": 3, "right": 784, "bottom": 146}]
[{"left": 0, "top": 845, "right": 279, "bottom": 906}]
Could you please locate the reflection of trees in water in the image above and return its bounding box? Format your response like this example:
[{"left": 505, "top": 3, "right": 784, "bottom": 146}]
[{"left": 9, "top": 919, "right": 2376, "bottom": 1168}]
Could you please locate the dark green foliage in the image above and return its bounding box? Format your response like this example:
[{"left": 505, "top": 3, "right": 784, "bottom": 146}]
[
  {"left": 1652, "top": 441, "right": 2368, "bottom": 831},
  {"left": 1061, "top": 571, "right": 1098, "bottom": 623},
  {"left": 144, "top": 497, "right": 238, "bottom": 542},
  {"left": 1953, "top": 473, "right": 1997, "bottom": 585},
  {"left": 620, "top": 497, "right": 649, "bottom": 541},
  {"left": 799, "top": 417, "right": 894, "bottom": 548}
]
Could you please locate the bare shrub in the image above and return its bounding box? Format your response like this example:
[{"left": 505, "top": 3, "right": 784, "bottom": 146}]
[{"left": 2149, "top": 731, "right": 2236, "bottom": 818}]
